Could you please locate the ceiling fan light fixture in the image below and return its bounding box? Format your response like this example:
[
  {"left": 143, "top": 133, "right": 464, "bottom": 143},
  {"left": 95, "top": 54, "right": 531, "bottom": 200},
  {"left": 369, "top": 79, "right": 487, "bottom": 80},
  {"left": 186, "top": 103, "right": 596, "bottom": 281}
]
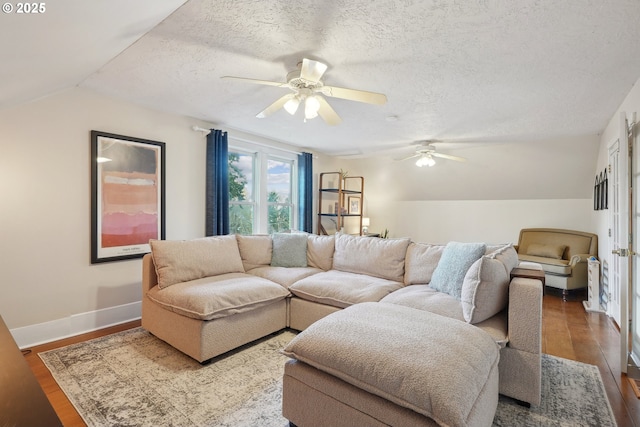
[
  {"left": 416, "top": 154, "right": 436, "bottom": 167},
  {"left": 283, "top": 96, "right": 301, "bottom": 115},
  {"left": 304, "top": 95, "right": 320, "bottom": 120}
]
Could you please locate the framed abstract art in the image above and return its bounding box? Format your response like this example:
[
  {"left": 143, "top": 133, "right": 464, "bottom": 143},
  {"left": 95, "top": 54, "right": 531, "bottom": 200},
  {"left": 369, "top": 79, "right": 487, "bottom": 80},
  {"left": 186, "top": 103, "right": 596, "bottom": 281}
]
[{"left": 90, "top": 131, "right": 165, "bottom": 263}]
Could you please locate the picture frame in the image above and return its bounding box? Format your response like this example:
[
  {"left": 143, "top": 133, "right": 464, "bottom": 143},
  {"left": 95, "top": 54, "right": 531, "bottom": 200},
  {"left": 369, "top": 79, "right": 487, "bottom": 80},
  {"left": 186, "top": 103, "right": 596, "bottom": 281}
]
[
  {"left": 91, "top": 131, "right": 165, "bottom": 263},
  {"left": 348, "top": 196, "right": 361, "bottom": 214}
]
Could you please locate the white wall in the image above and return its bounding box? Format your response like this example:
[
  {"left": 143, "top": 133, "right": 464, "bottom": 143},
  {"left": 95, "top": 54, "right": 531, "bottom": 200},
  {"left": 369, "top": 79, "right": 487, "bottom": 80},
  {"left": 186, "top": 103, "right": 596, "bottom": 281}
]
[
  {"left": 593, "top": 77, "right": 640, "bottom": 294},
  {"left": 339, "top": 136, "right": 599, "bottom": 245},
  {"left": 366, "top": 199, "right": 593, "bottom": 244},
  {"left": 0, "top": 87, "right": 211, "bottom": 334}
]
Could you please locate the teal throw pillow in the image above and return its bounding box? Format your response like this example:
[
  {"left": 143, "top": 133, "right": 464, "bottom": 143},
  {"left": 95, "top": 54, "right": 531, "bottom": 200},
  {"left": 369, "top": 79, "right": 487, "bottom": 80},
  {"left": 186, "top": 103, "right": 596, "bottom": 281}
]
[
  {"left": 429, "top": 242, "right": 486, "bottom": 300},
  {"left": 271, "top": 233, "right": 308, "bottom": 267}
]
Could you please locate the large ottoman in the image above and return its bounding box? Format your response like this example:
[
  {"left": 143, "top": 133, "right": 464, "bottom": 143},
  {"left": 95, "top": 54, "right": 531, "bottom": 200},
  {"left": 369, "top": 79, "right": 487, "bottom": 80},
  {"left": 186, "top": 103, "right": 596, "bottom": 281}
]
[{"left": 281, "top": 302, "right": 500, "bottom": 427}]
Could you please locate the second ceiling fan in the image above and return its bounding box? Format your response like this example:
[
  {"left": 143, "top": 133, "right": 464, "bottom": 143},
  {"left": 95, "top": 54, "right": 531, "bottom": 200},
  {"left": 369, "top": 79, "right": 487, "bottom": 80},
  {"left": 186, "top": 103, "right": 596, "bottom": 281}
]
[{"left": 222, "top": 58, "right": 387, "bottom": 125}]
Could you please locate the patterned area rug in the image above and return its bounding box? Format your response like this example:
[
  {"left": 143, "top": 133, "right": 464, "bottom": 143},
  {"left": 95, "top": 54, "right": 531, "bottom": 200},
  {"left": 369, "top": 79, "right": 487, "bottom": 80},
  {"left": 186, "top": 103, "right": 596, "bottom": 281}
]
[{"left": 40, "top": 328, "right": 617, "bottom": 427}]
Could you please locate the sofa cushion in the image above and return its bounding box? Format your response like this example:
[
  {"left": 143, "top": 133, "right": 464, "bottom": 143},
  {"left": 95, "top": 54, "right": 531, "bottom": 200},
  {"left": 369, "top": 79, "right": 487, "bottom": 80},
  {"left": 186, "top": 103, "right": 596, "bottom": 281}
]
[
  {"left": 146, "top": 272, "right": 289, "bottom": 320},
  {"left": 271, "top": 233, "right": 308, "bottom": 267},
  {"left": 487, "top": 243, "right": 520, "bottom": 274},
  {"left": 247, "top": 266, "right": 322, "bottom": 288},
  {"left": 289, "top": 270, "right": 404, "bottom": 309},
  {"left": 333, "top": 233, "right": 411, "bottom": 282},
  {"left": 282, "top": 302, "right": 500, "bottom": 427},
  {"left": 380, "top": 284, "right": 464, "bottom": 320},
  {"left": 526, "top": 243, "right": 566, "bottom": 260},
  {"left": 403, "top": 243, "right": 445, "bottom": 285},
  {"left": 150, "top": 235, "right": 244, "bottom": 289},
  {"left": 461, "top": 256, "right": 510, "bottom": 324},
  {"left": 236, "top": 235, "right": 272, "bottom": 271},
  {"left": 307, "top": 234, "right": 335, "bottom": 271},
  {"left": 380, "top": 285, "right": 508, "bottom": 347},
  {"left": 429, "top": 242, "right": 486, "bottom": 299}
]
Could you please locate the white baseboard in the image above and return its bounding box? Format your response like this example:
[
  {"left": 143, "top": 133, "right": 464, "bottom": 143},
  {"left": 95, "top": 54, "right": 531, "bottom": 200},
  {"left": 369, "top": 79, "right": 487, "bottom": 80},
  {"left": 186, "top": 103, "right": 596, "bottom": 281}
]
[{"left": 10, "top": 301, "right": 141, "bottom": 349}]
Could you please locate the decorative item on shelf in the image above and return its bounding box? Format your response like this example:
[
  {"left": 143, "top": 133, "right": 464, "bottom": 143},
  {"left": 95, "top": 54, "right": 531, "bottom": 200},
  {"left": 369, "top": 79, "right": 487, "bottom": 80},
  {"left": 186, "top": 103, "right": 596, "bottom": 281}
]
[
  {"left": 380, "top": 228, "right": 389, "bottom": 239},
  {"left": 362, "top": 217, "right": 370, "bottom": 234},
  {"left": 348, "top": 196, "right": 361, "bottom": 214}
]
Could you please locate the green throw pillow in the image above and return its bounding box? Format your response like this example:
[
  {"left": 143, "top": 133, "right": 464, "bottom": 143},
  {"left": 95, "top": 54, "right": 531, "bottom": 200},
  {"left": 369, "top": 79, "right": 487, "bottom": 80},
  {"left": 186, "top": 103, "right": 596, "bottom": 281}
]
[
  {"left": 271, "top": 233, "right": 308, "bottom": 267},
  {"left": 429, "top": 241, "right": 486, "bottom": 299}
]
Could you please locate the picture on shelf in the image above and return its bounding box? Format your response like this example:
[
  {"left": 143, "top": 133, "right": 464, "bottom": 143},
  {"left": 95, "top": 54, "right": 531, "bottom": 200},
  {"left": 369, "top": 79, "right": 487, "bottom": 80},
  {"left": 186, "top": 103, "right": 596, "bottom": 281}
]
[{"left": 348, "top": 196, "right": 361, "bottom": 214}]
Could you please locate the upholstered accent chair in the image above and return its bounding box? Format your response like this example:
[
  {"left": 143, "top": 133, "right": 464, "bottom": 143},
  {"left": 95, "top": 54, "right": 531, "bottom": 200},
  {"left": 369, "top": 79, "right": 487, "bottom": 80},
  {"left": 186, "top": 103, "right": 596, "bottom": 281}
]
[{"left": 515, "top": 228, "right": 598, "bottom": 293}]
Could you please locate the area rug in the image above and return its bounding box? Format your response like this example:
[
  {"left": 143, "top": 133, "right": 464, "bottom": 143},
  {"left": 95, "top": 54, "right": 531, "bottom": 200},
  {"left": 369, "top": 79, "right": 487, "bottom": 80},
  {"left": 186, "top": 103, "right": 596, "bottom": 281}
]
[{"left": 40, "top": 328, "right": 617, "bottom": 427}]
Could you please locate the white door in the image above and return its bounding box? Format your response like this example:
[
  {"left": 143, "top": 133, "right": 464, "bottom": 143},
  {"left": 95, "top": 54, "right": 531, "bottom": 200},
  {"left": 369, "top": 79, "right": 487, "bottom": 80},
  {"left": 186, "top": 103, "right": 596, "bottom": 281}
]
[
  {"left": 612, "top": 112, "right": 631, "bottom": 373},
  {"left": 630, "top": 115, "right": 640, "bottom": 376},
  {"left": 609, "top": 139, "right": 622, "bottom": 327}
]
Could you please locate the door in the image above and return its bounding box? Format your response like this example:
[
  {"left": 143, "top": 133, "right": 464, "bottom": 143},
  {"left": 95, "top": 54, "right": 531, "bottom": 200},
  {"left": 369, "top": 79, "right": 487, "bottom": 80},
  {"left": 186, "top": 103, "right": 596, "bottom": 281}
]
[
  {"left": 630, "top": 115, "right": 640, "bottom": 377},
  {"left": 611, "top": 112, "right": 640, "bottom": 376},
  {"left": 609, "top": 139, "right": 622, "bottom": 327},
  {"left": 611, "top": 113, "right": 631, "bottom": 373}
]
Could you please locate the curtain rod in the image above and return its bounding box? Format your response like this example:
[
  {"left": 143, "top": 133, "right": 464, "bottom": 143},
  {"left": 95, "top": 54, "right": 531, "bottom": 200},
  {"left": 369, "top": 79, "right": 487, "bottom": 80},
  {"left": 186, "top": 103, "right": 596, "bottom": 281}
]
[{"left": 192, "top": 125, "right": 312, "bottom": 157}]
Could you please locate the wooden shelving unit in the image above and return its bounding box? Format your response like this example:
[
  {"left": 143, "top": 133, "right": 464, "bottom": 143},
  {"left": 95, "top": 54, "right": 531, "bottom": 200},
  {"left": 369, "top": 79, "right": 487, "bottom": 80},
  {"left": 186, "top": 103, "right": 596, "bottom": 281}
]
[{"left": 317, "top": 172, "right": 364, "bottom": 235}]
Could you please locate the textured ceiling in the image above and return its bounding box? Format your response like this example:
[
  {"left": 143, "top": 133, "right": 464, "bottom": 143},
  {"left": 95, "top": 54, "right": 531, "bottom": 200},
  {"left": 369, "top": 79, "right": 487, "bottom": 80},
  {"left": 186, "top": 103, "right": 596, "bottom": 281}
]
[{"left": 4, "top": 0, "right": 640, "bottom": 158}]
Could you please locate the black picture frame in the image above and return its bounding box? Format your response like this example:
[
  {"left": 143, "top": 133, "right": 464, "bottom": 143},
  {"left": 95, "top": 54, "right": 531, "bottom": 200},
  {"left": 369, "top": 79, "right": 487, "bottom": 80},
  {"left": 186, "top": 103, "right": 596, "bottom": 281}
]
[{"left": 91, "top": 131, "right": 166, "bottom": 263}]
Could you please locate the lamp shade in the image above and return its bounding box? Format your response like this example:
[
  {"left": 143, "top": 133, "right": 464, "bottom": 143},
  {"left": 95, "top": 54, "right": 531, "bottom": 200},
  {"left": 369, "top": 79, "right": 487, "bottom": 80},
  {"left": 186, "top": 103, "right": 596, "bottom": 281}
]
[
  {"left": 362, "top": 217, "right": 370, "bottom": 227},
  {"left": 305, "top": 96, "right": 320, "bottom": 119},
  {"left": 284, "top": 96, "right": 300, "bottom": 115}
]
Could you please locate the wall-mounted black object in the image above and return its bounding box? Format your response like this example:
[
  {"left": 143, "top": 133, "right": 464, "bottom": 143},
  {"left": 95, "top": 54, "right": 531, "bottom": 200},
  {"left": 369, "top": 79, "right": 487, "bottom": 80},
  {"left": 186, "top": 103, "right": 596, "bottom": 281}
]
[{"left": 594, "top": 169, "right": 608, "bottom": 210}]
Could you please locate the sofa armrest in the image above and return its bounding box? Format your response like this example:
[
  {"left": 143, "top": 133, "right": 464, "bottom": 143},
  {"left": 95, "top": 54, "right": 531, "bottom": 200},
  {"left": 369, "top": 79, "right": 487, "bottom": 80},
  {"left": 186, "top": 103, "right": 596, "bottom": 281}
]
[
  {"left": 569, "top": 253, "right": 591, "bottom": 266},
  {"left": 507, "top": 276, "right": 542, "bottom": 354},
  {"left": 142, "top": 253, "right": 158, "bottom": 293}
]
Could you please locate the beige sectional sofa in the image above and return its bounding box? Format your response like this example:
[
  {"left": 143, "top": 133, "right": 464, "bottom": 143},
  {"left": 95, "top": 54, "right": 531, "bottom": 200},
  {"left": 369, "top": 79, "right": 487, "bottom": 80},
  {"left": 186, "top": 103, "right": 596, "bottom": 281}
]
[{"left": 141, "top": 232, "right": 544, "bottom": 421}]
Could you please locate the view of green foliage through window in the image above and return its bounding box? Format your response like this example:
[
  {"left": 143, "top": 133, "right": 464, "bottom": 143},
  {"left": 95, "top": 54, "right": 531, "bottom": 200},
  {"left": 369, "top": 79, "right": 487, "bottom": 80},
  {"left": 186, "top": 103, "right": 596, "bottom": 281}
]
[
  {"left": 267, "top": 158, "right": 292, "bottom": 233},
  {"left": 228, "top": 151, "right": 294, "bottom": 234},
  {"left": 228, "top": 152, "right": 254, "bottom": 234}
]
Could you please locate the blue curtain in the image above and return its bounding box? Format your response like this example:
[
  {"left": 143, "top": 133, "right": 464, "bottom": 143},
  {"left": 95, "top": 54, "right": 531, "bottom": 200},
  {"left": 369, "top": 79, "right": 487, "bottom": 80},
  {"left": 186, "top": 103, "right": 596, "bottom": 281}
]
[
  {"left": 298, "top": 152, "right": 313, "bottom": 233},
  {"left": 205, "top": 129, "right": 229, "bottom": 236}
]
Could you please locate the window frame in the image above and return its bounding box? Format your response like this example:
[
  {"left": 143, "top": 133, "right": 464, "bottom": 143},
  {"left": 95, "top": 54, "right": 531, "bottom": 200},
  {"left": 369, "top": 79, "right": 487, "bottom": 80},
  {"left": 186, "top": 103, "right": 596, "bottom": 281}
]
[{"left": 228, "top": 139, "right": 298, "bottom": 234}]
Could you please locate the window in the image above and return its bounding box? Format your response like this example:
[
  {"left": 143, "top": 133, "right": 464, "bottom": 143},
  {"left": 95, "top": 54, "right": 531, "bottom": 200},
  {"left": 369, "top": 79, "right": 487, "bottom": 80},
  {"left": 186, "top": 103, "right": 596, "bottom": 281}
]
[
  {"left": 228, "top": 151, "right": 255, "bottom": 235},
  {"left": 267, "top": 157, "right": 293, "bottom": 233},
  {"left": 228, "top": 142, "right": 297, "bottom": 234}
]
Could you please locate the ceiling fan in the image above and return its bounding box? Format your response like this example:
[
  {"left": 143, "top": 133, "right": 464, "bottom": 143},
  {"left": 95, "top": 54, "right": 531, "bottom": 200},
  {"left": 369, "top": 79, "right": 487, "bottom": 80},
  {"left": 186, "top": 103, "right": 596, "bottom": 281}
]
[
  {"left": 397, "top": 142, "right": 466, "bottom": 167},
  {"left": 221, "top": 58, "right": 387, "bottom": 125}
]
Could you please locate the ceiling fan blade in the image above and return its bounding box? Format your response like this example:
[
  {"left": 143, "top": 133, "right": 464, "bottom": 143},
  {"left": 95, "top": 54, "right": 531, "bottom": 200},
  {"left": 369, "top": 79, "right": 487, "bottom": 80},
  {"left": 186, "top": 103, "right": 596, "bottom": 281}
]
[
  {"left": 321, "top": 85, "right": 387, "bottom": 105},
  {"left": 431, "top": 152, "right": 466, "bottom": 162},
  {"left": 395, "top": 153, "right": 421, "bottom": 161},
  {"left": 316, "top": 96, "right": 342, "bottom": 126},
  {"left": 256, "top": 94, "right": 295, "bottom": 118},
  {"left": 221, "top": 76, "right": 289, "bottom": 88},
  {"left": 300, "top": 58, "right": 328, "bottom": 83}
]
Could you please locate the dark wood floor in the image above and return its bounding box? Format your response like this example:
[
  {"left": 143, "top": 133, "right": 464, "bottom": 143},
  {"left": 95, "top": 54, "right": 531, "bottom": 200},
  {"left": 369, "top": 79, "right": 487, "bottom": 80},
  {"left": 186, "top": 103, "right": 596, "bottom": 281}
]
[{"left": 22, "top": 293, "right": 640, "bottom": 427}]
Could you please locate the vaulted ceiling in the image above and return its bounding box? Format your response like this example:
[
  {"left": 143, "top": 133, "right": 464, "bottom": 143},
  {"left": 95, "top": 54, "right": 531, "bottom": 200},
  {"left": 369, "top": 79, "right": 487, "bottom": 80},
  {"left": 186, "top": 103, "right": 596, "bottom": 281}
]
[{"left": 3, "top": 0, "right": 640, "bottom": 160}]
